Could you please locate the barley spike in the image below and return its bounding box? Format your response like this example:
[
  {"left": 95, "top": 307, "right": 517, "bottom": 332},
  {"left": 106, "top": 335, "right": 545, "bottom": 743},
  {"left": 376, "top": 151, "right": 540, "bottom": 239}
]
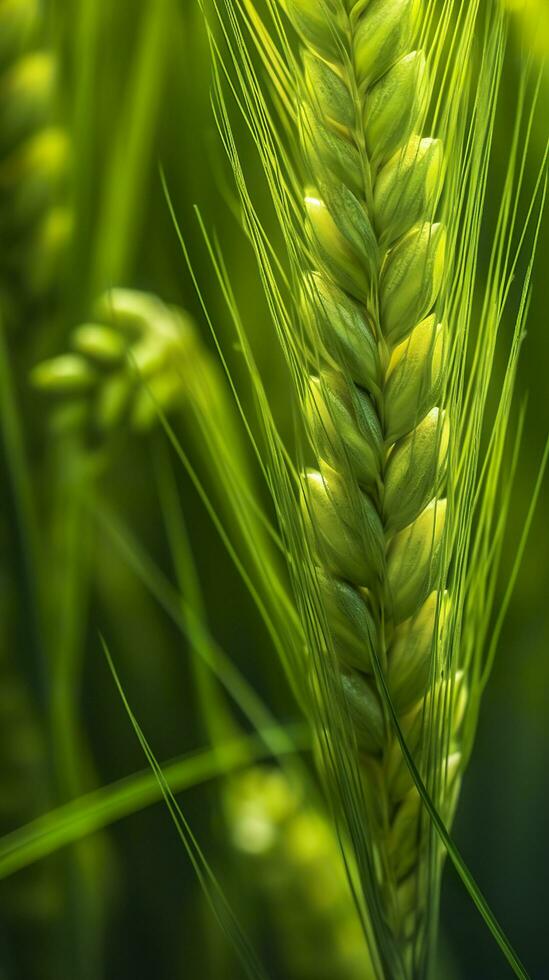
[{"left": 285, "top": 0, "right": 466, "bottom": 971}]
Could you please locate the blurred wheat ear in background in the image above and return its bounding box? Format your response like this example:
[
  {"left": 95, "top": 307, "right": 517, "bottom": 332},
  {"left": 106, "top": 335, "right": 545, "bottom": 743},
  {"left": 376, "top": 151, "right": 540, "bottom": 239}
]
[{"left": 0, "top": 0, "right": 71, "bottom": 303}]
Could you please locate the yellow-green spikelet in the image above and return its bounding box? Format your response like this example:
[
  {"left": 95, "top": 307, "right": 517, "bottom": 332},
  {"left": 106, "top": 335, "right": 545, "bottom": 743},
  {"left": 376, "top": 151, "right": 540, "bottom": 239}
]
[{"left": 287, "top": 0, "right": 465, "bottom": 969}]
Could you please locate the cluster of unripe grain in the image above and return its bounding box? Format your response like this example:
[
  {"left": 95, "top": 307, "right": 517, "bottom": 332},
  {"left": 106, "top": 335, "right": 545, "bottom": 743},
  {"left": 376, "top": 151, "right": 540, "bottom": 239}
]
[
  {"left": 31, "top": 289, "right": 205, "bottom": 438},
  {"left": 285, "top": 0, "right": 465, "bottom": 957}
]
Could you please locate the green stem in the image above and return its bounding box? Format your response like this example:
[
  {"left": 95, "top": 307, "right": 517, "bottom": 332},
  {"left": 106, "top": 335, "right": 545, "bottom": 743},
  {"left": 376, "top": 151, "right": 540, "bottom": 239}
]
[
  {"left": 0, "top": 313, "right": 48, "bottom": 709},
  {"left": 47, "top": 436, "right": 105, "bottom": 980}
]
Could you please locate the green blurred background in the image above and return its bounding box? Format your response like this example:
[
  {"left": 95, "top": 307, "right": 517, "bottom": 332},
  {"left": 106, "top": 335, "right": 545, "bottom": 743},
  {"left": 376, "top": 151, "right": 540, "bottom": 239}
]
[{"left": 0, "top": 1, "right": 547, "bottom": 978}]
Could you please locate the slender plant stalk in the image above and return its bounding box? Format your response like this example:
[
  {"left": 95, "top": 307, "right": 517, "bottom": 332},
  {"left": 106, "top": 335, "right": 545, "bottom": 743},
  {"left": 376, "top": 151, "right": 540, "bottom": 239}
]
[{"left": 0, "top": 585, "right": 62, "bottom": 980}]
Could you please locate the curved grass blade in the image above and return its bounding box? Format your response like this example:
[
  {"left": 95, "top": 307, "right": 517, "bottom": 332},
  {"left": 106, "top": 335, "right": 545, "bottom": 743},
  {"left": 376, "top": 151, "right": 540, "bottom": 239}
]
[
  {"left": 0, "top": 723, "right": 308, "bottom": 880},
  {"left": 91, "top": 494, "right": 300, "bottom": 762},
  {"left": 100, "top": 634, "right": 272, "bottom": 980}
]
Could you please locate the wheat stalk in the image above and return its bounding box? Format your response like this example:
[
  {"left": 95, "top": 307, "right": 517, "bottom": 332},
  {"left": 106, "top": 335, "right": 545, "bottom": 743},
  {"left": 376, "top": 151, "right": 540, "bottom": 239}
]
[{"left": 0, "top": 607, "right": 61, "bottom": 973}]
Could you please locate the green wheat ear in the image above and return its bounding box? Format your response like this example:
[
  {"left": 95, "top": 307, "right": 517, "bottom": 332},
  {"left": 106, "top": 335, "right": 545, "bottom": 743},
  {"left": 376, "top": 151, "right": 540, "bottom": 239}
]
[{"left": 285, "top": 0, "right": 460, "bottom": 967}]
